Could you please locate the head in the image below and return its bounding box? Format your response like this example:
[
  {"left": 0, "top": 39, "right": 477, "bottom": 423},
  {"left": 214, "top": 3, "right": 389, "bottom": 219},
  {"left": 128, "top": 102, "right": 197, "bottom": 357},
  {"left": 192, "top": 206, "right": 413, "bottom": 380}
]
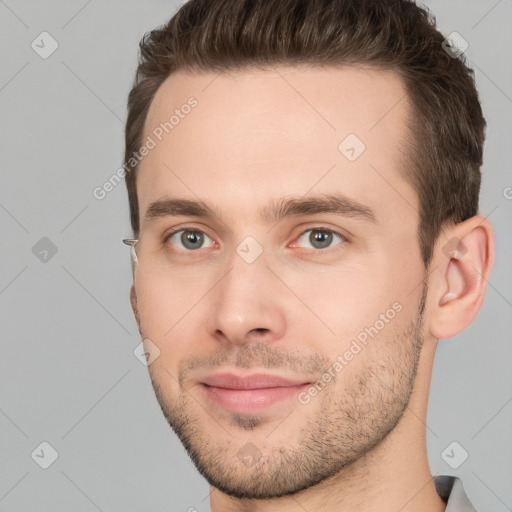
[
  {"left": 124, "top": 0, "right": 493, "bottom": 502},
  {"left": 125, "top": 0, "right": 486, "bottom": 268}
]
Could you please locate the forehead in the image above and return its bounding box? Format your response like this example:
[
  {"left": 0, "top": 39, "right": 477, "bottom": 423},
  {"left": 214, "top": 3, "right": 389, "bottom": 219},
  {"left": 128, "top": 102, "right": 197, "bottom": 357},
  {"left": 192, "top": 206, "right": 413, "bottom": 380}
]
[{"left": 137, "top": 65, "right": 417, "bottom": 229}]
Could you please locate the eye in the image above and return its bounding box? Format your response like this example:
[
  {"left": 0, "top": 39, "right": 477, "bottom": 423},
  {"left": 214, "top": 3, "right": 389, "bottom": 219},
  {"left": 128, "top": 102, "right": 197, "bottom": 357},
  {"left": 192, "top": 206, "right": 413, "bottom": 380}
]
[
  {"left": 166, "top": 229, "right": 215, "bottom": 251},
  {"left": 293, "top": 228, "right": 346, "bottom": 250},
  {"left": 163, "top": 226, "right": 345, "bottom": 253}
]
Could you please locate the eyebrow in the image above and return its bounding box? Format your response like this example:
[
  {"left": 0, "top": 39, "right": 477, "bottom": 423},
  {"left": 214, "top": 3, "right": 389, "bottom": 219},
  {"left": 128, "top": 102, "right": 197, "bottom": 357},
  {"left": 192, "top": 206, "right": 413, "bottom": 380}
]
[{"left": 144, "top": 193, "right": 377, "bottom": 225}]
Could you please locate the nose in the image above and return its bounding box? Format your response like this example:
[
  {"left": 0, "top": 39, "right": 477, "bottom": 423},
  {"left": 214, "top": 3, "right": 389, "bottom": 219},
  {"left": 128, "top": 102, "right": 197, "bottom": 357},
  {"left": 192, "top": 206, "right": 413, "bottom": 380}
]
[{"left": 206, "top": 249, "right": 287, "bottom": 346}]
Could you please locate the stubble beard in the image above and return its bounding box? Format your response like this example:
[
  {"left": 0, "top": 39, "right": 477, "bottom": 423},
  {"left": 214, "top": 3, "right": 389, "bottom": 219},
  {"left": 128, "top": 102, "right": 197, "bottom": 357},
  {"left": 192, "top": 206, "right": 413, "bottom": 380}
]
[{"left": 146, "top": 287, "right": 427, "bottom": 499}]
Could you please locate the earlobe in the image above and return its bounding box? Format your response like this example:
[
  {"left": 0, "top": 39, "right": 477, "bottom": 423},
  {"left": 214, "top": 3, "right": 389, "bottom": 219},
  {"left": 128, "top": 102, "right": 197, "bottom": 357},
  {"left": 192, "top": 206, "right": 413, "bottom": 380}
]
[{"left": 429, "top": 216, "right": 494, "bottom": 340}]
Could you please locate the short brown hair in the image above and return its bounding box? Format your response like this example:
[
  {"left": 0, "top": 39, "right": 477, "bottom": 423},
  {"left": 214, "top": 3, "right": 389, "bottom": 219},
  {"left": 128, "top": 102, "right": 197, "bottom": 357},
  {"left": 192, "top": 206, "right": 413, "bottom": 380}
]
[{"left": 124, "top": 0, "right": 485, "bottom": 267}]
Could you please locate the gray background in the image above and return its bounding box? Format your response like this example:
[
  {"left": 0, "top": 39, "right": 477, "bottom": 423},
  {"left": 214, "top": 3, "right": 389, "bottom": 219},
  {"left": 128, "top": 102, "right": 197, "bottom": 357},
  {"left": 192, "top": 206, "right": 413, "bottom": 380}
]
[{"left": 1, "top": 0, "right": 511, "bottom": 510}]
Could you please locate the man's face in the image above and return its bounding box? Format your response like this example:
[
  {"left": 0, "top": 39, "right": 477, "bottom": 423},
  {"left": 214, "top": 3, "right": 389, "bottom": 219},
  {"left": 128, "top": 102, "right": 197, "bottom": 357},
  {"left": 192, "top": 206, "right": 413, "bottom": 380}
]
[{"left": 132, "top": 66, "right": 428, "bottom": 498}]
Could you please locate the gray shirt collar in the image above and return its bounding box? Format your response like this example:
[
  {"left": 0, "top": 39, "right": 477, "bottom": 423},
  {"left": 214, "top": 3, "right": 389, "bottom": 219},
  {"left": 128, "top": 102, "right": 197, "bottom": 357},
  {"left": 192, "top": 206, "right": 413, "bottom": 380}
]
[{"left": 434, "top": 475, "right": 478, "bottom": 511}]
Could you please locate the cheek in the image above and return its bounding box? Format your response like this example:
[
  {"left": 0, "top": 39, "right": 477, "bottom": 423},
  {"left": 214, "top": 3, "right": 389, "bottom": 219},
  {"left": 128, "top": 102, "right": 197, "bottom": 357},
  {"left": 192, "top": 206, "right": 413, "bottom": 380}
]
[
  {"left": 135, "top": 285, "right": 189, "bottom": 385},
  {"left": 289, "top": 267, "right": 383, "bottom": 336},
  {"left": 289, "top": 264, "right": 417, "bottom": 363},
  {"left": 134, "top": 274, "right": 188, "bottom": 340},
  {"left": 134, "top": 272, "right": 215, "bottom": 372}
]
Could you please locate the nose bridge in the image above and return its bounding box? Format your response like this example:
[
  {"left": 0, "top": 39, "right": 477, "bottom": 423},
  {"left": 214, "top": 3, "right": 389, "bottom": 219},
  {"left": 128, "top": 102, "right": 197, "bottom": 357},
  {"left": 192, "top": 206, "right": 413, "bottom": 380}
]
[{"left": 207, "top": 243, "right": 286, "bottom": 344}]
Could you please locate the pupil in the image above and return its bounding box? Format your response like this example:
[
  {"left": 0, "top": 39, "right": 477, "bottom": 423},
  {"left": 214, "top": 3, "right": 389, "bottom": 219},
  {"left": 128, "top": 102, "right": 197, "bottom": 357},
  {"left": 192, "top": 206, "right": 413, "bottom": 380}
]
[
  {"left": 311, "top": 230, "right": 332, "bottom": 249},
  {"left": 182, "top": 231, "right": 203, "bottom": 250}
]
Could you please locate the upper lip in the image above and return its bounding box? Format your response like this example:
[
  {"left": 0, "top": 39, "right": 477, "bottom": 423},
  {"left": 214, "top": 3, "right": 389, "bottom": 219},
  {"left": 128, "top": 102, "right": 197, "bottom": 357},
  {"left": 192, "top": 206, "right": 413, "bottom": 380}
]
[{"left": 200, "top": 373, "right": 311, "bottom": 390}]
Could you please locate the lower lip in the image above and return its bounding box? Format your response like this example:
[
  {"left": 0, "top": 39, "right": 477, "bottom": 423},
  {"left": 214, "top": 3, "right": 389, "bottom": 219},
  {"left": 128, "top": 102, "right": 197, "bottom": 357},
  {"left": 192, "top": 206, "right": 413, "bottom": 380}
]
[{"left": 200, "top": 384, "right": 309, "bottom": 414}]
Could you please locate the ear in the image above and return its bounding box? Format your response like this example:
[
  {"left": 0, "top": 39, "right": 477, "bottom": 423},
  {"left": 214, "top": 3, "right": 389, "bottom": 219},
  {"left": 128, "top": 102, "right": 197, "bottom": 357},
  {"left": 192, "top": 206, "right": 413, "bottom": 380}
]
[
  {"left": 428, "top": 215, "right": 494, "bottom": 340},
  {"left": 130, "top": 284, "right": 142, "bottom": 333}
]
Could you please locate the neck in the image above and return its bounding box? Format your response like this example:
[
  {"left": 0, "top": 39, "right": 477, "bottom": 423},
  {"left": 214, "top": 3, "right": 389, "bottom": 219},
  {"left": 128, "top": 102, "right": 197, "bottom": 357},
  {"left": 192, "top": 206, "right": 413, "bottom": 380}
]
[{"left": 210, "top": 343, "right": 447, "bottom": 512}]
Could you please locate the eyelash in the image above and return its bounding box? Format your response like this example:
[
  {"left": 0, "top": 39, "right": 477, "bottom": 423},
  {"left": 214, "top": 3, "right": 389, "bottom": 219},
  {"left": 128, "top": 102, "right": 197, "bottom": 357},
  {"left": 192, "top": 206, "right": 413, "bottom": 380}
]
[{"left": 162, "top": 226, "right": 348, "bottom": 254}]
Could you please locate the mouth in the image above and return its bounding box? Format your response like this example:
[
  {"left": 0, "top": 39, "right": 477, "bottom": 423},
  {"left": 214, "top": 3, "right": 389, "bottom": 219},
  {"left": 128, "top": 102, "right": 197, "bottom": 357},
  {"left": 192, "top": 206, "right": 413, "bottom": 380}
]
[{"left": 198, "top": 373, "right": 311, "bottom": 414}]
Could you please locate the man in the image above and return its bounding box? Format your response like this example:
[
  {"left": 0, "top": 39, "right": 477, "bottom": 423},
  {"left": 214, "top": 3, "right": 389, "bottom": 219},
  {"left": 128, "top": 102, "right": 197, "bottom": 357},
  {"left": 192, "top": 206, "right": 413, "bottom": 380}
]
[{"left": 123, "top": 0, "right": 494, "bottom": 510}]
